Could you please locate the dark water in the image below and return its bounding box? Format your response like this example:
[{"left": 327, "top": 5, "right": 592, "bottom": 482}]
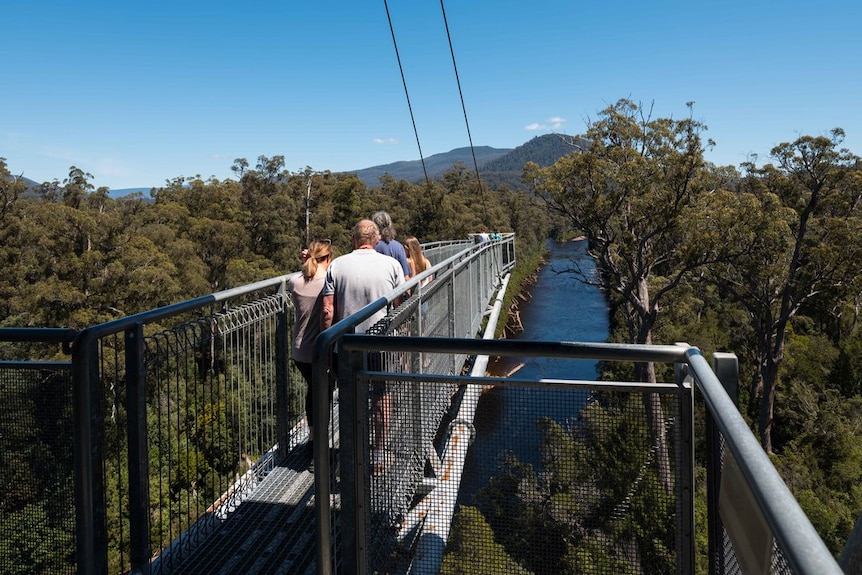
[{"left": 458, "top": 238, "right": 610, "bottom": 503}]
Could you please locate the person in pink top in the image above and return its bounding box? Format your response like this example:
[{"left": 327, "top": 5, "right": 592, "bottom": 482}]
[{"left": 287, "top": 239, "right": 332, "bottom": 470}]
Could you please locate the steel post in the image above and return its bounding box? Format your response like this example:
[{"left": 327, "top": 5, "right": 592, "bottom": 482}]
[{"left": 125, "top": 323, "right": 151, "bottom": 575}]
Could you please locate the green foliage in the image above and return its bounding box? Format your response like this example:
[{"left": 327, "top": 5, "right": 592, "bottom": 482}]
[
  {"left": 524, "top": 103, "right": 862, "bottom": 562},
  {"left": 7, "top": 124, "right": 862, "bottom": 570},
  {"left": 830, "top": 337, "right": 862, "bottom": 398},
  {"left": 473, "top": 406, "right": 675, "bottom": 575},
  {"left": 1, "top": 155, "right": 551, "bottom": 330},
  {"left": 441, "top": 506, "right": 532, "bottom": 575},
  {"left": 0, "top": 504, "right": 75, "bottom": 575},
  {"left": 1, "top": 152, "right": 555, "bottom": 571},
  {"left": 0, "top": 369, "right": 75, "bottom": 574}
]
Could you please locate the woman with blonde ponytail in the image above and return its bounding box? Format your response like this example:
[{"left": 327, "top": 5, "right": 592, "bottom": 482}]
[{"left": 287, "top": 239, "right": 333, "bottom": 470}]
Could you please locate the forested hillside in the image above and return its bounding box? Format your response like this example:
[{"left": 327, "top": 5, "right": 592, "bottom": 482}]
[
  {"left": 0, "top": 156, "right": 556, "bottom": 334},
  {"left": 351, "top": 145, "right": 511, "bottom": 187},
  {"left": 477, "top": 134, "right": 582, "bottom": 190},
  {"left": 351, "top": 134, "right": 575, "bottom": 190}
]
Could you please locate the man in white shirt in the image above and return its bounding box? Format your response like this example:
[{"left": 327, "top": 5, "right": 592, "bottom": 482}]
[{"left": 321, "top": 219, "right": 405, "bottom": 473}]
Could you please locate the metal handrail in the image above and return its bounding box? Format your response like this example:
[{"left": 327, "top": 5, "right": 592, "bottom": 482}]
[
  {"left": 310, "top": 235, "right": 516, "bottom": 573},
  {"left": 685, "top": 349, "right": 842, "bottom": 574},
  {"left": 333, "top": 337, "right": 842, "bottom": 574},
  {"left": 66, "top": 273, "right": 297, "bottom": 575}
]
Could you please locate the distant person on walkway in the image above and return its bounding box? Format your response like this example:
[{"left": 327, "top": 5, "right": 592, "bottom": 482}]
[
  {"left": 372, "top": 210, "right": 411, "bottom": 280},
  {"left": 321, "top": 219, "right": 405, "bottom": 474},
  {"left": 404, "top": 236, "right": 433, "bottom": 287},
  {"left": 474, "top": 226, "right": 490, "bottom": 244},
  {"left": 287, "top": 239, "right": 332, "bottom": 471},
  {"left": 405, "top": 235, "right": 434, "bottom": 369}
]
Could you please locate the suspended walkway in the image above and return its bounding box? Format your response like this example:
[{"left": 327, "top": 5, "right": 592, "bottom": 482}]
[{"left": 0, "top": 234, "right": 847, "bottom": 574}]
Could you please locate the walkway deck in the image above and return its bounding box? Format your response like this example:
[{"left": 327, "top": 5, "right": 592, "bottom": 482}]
[{"left": 160, "top": 442, "right": 324, "bottom": 575}]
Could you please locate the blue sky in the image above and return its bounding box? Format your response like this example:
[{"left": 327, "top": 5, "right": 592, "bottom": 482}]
[{"left": 2, "top": 0, "right": 860, "bottom": 190}]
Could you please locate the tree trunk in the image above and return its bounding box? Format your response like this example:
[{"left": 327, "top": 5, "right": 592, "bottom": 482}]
[
  {"left": 637, "top": 330, "right": 673, "bottom": 495},
  {"left": 759, "top": 357, "right": 779, "bottom": 453},
  {"left": 748, "top": 369, "right": 763, "bottom": 423}
]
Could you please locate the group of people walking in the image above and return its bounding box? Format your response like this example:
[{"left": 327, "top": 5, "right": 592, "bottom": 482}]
[{"left": 286, "top": 211, "right": 431, "bottom": 474}]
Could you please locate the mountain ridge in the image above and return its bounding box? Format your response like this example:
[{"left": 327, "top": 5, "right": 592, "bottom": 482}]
[
  {"left": 11, "top": 134, "right": 578, "bottom": 197},
  {"left": 349, "top": 134, "right": 577, "bottom": 189}
]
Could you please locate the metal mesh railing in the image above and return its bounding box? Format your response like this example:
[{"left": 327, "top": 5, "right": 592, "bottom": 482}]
[
  {"left": 0, "top": 232, "right": 845, "bottom": 575},
  {"left": 143, "top": 293, "right": 302, "bottom": 574},
  {"left": 38, "top": 278, "right": 301, "bottom": 575},
  {"left": 0, "top": 363, "right": 76, "bottom": 575},
  {"left": 712, "top": 434, "right": 795, "bottom": 575},
  {"left": 352, "top": 371, "right": 685, "bottom": 574},
  {"left": 325, "top": 338, "right": 843, "bottom": 575}
]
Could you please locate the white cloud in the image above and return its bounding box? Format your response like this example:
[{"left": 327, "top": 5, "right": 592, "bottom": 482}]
[
  {"left": 373, "top": 138, "right": 399, "bottom": 145},
  {"left": 525, "top": 117, "right": 568, "bottom": 131}
]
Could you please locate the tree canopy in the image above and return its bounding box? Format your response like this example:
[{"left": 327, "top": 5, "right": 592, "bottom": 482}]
[
  {"left": 0, "top": 155, "right": 553, "bottom": 332},
  {"left": 524, "top": 102, "right": 862, "bottom": 561}
]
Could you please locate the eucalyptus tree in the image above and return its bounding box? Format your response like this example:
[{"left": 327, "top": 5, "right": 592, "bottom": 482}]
[
  {"left": 0, "top": 159, "right": 28, "bottom": 321},
  {"left": 329, "top": 174, "right": 368, "bottom": 235},
  {"left": 527, "top": 99, "right": 726, "bottom": 493},
  {"left": 153, "top": 175, "right": 251, "bottom": 290},
  {"left": 711, "top": 130, "right": 862, "bottom": 452},
  {"left": 62, "top": 165, "right": 95, "bottom": 209},
  {"left": 235, "top": 155, "right": 300, "bottom": 268},
  {"left": 0, "top": 157, "right": 26, "bottom": 221}
]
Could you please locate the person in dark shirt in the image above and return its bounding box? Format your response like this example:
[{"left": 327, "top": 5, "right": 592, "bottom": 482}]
[{"left": 372, "top": 210, "right": 411, "bottom": 281}]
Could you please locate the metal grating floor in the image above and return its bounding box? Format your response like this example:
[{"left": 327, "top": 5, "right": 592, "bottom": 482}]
[{"left": 158, "top": 444, "right": 325, "bottom": 575}]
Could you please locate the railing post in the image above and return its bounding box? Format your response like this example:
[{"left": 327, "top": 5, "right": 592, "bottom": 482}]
[
  {"left": 448, "top": 271, "right": 456, "bottom": 342},
  {"left": 675, "top": 357, "right": 695, "bottom": 575},
  {"left": 707, "top": 352, "right": 738, "bottom": 575},
  {"left": 313, "top": 347, "right": 334, "bottom": 575},
  {"left": 71, "top": 332, "right": 108, "bottom": 575},
  {"left": 276, "top": 291, "right": 291, "bottom": 460},
  {"left": 338, "top": 348, "right": 369, "bottom": 575},
  {"left": 125, "top": 323, "right": 151, "bottom": 575}
]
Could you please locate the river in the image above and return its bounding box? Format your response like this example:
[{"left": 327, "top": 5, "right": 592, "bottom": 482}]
[{"left": 458, "top": 238, "right": 610, "bottom": 503}]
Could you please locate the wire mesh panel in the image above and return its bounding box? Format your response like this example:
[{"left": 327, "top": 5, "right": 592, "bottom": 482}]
[
  {"left": 145, "top": 294, "right": 299, "bottom": 574},
  {"left": 144, "top": 318, "right": 236, "bottom": 573},
  {"left": 356, "top": 371, "right": 685, "bottom": 575},
  {"left": 0, "top": 364, "right": 76, "bottom": 575},
  {"left": 422, "top": 240, "right": 473, "bottom": 266},
  {"left": 714, "top": 433, "right": 794, "bottom": 575}
]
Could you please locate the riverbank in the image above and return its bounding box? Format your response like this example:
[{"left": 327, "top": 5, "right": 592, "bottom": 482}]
[
  {"left": 485, "top": 243, "right": 545, "bottom": 377},
  {"left": 459, "top": 237, "right": 609, "bottom": 504},
  {"left": 487, "top": 236, "right": 588, "bottom": 377}
]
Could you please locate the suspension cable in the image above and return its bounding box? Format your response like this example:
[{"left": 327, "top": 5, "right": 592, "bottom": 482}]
[
  {"left": 439, "top": 0, "right": 489, "bottom": 225},
  {"left": 383, "top": 0, "right": 431, "bottom": 187}
]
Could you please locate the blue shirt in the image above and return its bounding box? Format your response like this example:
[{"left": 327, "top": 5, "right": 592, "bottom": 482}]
[{"left": 375, "top": 239, "right": 411, "bottom": 278}]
